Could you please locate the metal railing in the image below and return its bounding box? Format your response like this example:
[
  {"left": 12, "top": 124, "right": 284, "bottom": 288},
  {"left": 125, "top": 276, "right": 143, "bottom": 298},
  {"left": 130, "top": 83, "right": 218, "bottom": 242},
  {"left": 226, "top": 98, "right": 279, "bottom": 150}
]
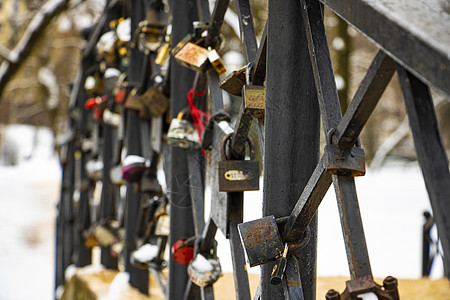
[{"left": 55, "top": 0, "right": 450, "bottom": 299}]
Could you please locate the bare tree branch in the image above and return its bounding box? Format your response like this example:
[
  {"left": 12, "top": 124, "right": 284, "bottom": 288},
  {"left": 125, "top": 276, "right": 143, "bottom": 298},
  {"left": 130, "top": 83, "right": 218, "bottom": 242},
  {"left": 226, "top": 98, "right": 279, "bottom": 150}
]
[{"left": 0, "top": 0, "right": 71, "bottom": 101}]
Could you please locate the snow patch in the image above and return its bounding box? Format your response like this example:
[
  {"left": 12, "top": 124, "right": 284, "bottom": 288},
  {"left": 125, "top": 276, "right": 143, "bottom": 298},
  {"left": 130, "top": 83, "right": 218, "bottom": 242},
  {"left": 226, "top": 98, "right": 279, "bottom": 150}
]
[
  {"left": 64, "top": 264, "right": 77, "bottom": 282},
  {"left": 191, "top": 254, "right": 214, "bottom": 273},
  {"left": 133, "top": 244, "right": 159, "bottom": 263},
  {"left": 99, "top": 272, "right": 130, "bottom": 300}
]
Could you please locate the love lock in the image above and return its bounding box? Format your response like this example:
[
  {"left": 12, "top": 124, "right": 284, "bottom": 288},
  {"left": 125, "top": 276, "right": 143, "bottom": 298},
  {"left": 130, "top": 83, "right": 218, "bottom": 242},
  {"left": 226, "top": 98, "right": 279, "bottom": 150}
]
[
  {"left": 139, "top": 86, "right": 169, "bottom": 119},
  {"left": 188, "top": 254, "right": 222, "bottom": 287},
  {"left": 218, "top": 134, "right": 259, "bottom": 192},
  {"left": 237, "top": 216, "right": 284, "bottom": 267},
  {"left": 325, "top": 144, "right": 366, "bottom": 176},
  {"left": 131, "top": 243, "right": 161, "bottom": 269},
  {"left": 121, "top": 155, "right": 148, "bottom": 183},
  {"left": 167, "top": 112, "right": 200, "bottom": 150},
  {"left": 171, "top": 237, "right": 195, "bottom": 265}
]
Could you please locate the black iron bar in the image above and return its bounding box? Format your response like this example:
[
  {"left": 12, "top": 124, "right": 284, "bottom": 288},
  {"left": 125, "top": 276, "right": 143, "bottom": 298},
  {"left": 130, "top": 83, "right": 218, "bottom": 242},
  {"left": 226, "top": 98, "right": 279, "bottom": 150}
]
[
  {"left": 263, "top": 0, "right": 320, "bottom": 299},
  {"left": 300, "top": 0, "right": 342, "bottom": 134},
  {"left": 123, "top": 0, "right": 148, "bottom": 293},
  {"left": 206, "top": 0, "right": 230, "bottom": 47},
  {"left": 229, "top": 192, "right": 252, "bottom": 300},
  {"left": 398, "top": 66, "right": 450, "bottom": 278},
  {"left": 168, "top": 1, "right": 198, "bottom": 298},
  {"left": 332, "top": 175, "right": 373, "bottom": 279},
  {"left": 235, "top": 0, "right": 258, "bottom": 63},
  {"left": 187, "top": 151, "right": 206, "bottom": 236},
  {"left": 251, "top": 24, "right": 267, "bottom": 86}
]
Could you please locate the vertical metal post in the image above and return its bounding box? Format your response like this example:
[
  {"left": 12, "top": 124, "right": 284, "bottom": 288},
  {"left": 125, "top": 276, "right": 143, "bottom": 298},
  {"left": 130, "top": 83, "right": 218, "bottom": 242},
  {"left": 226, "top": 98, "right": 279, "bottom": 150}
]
[
  {"left": 398, "top": 67, "right": 450, "bottom": 278},
  {"left": 263, "top": 0, "right": 319, "bottom": 299},
  {"left": 123, "top": 0, "right": 149, "bottom": 294},
  {"left": 99, "top": 124, "right": 118, "bottom": 269},
  {"left": 168, "top": 1, "right": 198, "bottom": 299}
]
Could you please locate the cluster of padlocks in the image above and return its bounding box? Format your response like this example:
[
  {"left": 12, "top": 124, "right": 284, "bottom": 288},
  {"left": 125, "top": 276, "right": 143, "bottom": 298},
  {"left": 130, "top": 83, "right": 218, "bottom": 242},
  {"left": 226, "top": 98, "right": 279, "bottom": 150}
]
[{"left": 56, "top": 0, "right": 267, "bottom": 294}]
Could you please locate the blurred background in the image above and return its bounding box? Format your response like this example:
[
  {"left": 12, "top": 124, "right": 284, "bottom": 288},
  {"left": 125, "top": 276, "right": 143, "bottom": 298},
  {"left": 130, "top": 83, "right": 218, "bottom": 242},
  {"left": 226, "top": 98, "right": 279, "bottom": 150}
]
[{"left": 0, "top": 0, "right": 448, "bottom": 299}]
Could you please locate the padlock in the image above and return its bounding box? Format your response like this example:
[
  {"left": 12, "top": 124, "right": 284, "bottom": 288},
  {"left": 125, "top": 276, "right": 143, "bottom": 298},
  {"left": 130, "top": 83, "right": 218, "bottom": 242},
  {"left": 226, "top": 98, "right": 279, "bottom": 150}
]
[
  {"left": 155, "top": 24, "right": 172, "bottom": 66},
  {"left": 86, "top": 221, "right": 120, "bottom": 247},
  {"left": 207, "top": 48, "right": 226, "bottom": 75},
  {"left": 270, "top": 244, "right": 289, "bottom": 285},
  {"left": 218, "top": 134, "right": 260, "bottom": 192},
  {"left": 174, "top": 42, "right": 209, "bottom": 72},
  {"left": 167, "top": 113, "right": 200, "bottom": 149},
  {"left": 85, "top": 159, "right": 103, "bottom": 181},
  {"left": 97, "top": 30, "right": 118, "bottom": 64},
  {"left": 155, "top": 41, "right": 170, "bottom": 66},
  {"left": 243, "top": 85, "right": 265, "bottom": 111},
  {"left": 102, "top": 109, "right": 121, "bottom": 127},
  {"left": 131, "top": 243, "right": 160, "bottom": 269},
  {"left": 325, "top": 144, "right": 366, "bottom": 176},
  {"left": 154, "top": 213, "right": 170, "bottom": 236},
  {"left": 171, "top": 237, "right": 195, "bottom": 265},
  {"left": 219, "top": 65, "right": 246, "bottom": 96},
  {"left": 139, "top": 86, "right": 169, "bottom": 118},
  {"left": 110, "top": 164, "right": 124, "bottom": 185},
  {"left": 188, "top": 254, "right": 222, "bottom": 287},
  {"left": 121, "top": 155, "right": 148, "bottom": 183},
  {"left": 135, "top": 21, "right": 165, "bottom": 52}
]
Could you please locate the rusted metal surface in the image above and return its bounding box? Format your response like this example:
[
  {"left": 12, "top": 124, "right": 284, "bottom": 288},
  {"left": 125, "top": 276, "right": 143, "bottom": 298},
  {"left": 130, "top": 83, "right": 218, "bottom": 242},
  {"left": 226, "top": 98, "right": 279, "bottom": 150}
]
[
  {"left": 327, "top": 275, "right": 400, "bottom": 300},
  {"left": 325, "top": 145, "right": 365, "bottom": 177},
  {"left": 237, "top": 216, "right": 285, "bottom": 267}
]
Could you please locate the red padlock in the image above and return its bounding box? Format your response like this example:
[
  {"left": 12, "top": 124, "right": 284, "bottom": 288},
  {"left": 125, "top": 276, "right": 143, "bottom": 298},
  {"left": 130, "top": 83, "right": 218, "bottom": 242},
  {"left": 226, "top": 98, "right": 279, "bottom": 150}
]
[
  {"left": 115, "top": 89, "right": 127, "bottom": 103},
  {"left": 85, "top": 96, "right": 107, "bottom": 109},
  {"left": 171, "top": 238, "right": 195, "bottom": 265}
]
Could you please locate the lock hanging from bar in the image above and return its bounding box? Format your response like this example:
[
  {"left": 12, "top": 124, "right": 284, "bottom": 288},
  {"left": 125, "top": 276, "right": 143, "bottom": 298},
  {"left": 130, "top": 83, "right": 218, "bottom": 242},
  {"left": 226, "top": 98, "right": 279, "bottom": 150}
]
[
  {"left": 167, "top": 112, "right": 200, "bottom": 150},
  {"left": 218, "top": 134, "right": 260, "bottom": 192},
  {"left": 188, "top": 254, "right": 222, "bottom": 287}
]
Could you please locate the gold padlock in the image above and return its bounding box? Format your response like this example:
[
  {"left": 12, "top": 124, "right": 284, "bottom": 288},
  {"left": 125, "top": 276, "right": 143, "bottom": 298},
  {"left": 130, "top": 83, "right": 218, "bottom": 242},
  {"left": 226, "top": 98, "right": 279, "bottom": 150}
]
[
  {"left": 219, "top": 66, "right": 247, "bottom": 96},
  {"left": 208, "top": 48, "right": 226, "bottom": 75},
  {"left": 174, "top": 42, "right": 209, "bottom": 72},
  {"left": 155, "top": 42, "right": 170, "bottom": 66}
]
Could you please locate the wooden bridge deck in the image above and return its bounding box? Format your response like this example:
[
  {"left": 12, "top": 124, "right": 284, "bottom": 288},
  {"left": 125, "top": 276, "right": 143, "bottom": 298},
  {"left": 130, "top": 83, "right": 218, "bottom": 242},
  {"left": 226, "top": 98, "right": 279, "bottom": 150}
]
[{"left": 61, "top": 268, "right": 450, "bottom": 300}]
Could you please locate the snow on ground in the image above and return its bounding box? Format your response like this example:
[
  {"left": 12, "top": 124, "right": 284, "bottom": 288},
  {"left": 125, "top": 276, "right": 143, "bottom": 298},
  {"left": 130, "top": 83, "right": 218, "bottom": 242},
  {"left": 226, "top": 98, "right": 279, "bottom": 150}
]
[
  {"left": 0, "top": 125, "right": 60, "bottom": 300},
  {"left": 0, "top": 125, "right": 444, "bottom": 300}
]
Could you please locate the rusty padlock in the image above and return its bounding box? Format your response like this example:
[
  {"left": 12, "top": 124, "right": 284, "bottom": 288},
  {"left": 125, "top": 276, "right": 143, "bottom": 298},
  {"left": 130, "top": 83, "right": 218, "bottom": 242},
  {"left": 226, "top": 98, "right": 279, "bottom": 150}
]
[
  {"left": 171, "top": 237, "right": 195, "bottom": 265},
  {"left": 174, "top": 41, "right": 209, "bottom": 72},
  {"left": 188, "top": 254, "right": 222, "bottom": 287},
  {"left": 218, "top": 134, "right": 260, "bottom": 192}
]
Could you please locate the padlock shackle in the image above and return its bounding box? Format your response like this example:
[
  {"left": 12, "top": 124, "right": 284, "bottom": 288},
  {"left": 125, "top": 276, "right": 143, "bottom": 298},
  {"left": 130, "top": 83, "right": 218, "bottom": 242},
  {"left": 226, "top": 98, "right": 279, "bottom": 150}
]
[{"left": 220, "top": 133, "right": 256, "bottom": 161}]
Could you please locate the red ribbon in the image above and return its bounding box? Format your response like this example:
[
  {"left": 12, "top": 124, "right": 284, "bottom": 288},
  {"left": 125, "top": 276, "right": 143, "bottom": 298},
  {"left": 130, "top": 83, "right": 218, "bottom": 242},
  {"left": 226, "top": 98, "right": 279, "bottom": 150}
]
[
  {"left": 187, "top": 87, "right": 209, "bottom": 142},
  {"left": 187, "top": 87, "right": 209, "bottom": 158}
]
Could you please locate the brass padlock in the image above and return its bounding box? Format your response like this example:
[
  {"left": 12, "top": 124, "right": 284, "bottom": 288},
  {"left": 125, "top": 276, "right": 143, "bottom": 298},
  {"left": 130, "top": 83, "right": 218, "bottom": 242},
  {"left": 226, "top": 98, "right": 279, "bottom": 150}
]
[
  {"left": 140, "top": 86, "right": 169, "bottom": 118},
  {"left": 219, "top": 66, "right": 246, "bottom": 96},
  {"left": 218, "top": 134, "right": 260, "bottom": 192},
  {"left": 207, "top": 48, "right": 226, "bottom": 75},
  {"left": 174, "top": 42, "right": 209, "bottom": 72},
  {"left": 155, "top": 41, "right": 170, "bottom": 66},
  {"left": 167, "top": 113, "right": 200, "bottom": 149}
]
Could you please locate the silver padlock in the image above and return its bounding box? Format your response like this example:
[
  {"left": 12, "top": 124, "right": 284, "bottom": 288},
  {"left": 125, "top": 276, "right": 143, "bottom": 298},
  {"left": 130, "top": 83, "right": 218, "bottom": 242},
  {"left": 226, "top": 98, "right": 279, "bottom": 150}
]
[{"left": 167, "top": 113, "right": 200, "bottom": 149}]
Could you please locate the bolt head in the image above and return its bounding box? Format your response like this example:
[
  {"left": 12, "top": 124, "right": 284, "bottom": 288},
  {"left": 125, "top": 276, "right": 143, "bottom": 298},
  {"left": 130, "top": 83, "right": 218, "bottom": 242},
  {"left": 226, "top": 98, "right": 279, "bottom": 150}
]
[
  {"left": 383, "top": 276, "right": 398, "bottom": 290},
  {"left": 326, "top": 289, "right": 340, "bottom": 300}
]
